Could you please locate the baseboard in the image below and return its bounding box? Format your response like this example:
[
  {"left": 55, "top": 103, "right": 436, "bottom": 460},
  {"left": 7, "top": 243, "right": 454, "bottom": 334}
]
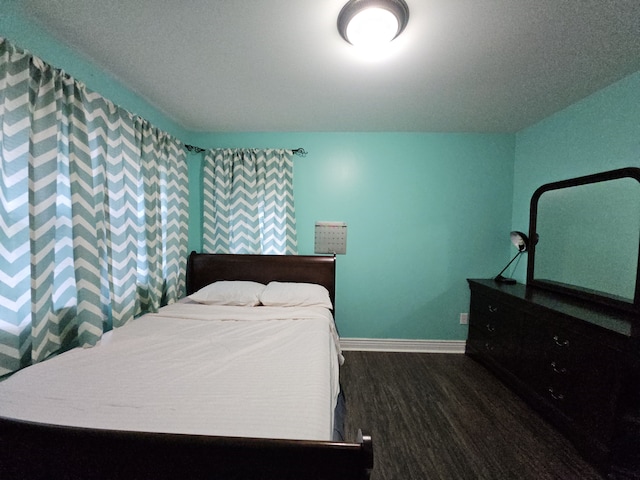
[{"left": 340, "top": 338, "right": 466, "bottom": 354}]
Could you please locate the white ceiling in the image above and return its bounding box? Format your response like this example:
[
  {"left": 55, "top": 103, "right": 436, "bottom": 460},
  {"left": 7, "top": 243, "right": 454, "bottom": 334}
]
[{"left": 20, "top": 0, "right": 640, "bottom": 133}]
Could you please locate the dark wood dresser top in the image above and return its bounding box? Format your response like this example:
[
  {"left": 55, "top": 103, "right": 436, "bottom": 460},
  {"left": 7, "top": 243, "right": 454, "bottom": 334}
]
[{"left": 468, "top": 279, "right": 637, "bottom": 338}]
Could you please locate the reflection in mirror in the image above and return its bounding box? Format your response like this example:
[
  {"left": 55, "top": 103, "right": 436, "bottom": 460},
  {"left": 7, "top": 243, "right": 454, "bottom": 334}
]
[
  {"left": 535, "top": 178, "right": 639, "bottom": 301},
  {"left": 528, "top": 168, "right": 640, "bottom": 312}
]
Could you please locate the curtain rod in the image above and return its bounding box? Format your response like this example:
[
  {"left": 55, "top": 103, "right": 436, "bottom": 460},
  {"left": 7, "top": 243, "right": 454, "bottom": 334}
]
[{"left": 184, "top": 145, "right": 307, "bottom": 157}]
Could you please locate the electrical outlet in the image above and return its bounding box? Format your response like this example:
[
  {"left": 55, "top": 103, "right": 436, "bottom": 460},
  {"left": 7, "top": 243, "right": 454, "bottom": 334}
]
[{"left": 459, "top": 313, "right": 469, "bottom": 325}]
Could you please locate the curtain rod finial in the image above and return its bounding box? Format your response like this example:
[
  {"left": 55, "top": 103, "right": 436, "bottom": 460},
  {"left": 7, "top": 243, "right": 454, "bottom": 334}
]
[
  {"left": 185, "top": 144, "right": 205, "bottom": 154},
  {"left": 292, "top": 148, "right": 307, "bottom": 157}
]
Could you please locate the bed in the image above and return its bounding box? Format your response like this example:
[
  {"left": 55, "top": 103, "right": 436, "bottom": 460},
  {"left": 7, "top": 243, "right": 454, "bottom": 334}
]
[{"left": 0, "top": 253, "right": 373, "bottom": 480}]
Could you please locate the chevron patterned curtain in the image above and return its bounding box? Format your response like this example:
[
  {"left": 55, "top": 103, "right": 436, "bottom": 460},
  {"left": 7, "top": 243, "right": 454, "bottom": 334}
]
[
  {"left": 202, "top": 149, "right": 297, "bottom": 254},
  {"left": 0, "top": 38, "right": 189, "bottom": 375}
]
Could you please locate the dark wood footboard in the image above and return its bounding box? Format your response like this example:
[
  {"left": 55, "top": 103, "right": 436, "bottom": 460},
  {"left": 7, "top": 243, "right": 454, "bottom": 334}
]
[{"left": 0, "top": 416, "right": 373, "bottom": 480}]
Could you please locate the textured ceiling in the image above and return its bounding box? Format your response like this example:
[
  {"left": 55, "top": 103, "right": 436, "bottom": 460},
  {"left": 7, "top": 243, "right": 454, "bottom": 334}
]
[{"left": 19, "top": 0, "right": 640, "bottom": 133}]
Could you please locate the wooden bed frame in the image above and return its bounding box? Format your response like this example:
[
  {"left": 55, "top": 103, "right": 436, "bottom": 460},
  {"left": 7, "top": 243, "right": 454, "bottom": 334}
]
[{"left": 0, "top": 253, "right": 373, "bottom": 480}]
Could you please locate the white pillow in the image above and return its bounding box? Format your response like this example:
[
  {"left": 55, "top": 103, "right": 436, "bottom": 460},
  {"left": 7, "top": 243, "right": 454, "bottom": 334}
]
[
  {"left": 189, "top": 281, "right": 265, "bottom": 306},
  {"left": 259, "top": 281, "right": 333, "bottom": 309}
]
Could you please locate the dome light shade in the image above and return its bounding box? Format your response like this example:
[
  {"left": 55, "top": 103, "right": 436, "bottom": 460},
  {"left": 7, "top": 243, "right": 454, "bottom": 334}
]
[
  {"left": 338, "top": 0, "right": 410, "bottom": 46},
  {"left": 346, "top": 8, "right": 398, "bottom": 46}
]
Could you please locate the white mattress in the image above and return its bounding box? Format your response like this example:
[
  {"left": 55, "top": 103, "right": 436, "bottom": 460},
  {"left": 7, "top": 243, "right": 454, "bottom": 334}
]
[{"left": 0, "top": 303, "right": 343, "bottom": 441}]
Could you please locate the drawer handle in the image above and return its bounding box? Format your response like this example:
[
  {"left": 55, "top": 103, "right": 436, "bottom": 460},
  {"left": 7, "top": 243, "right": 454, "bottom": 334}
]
[
  {"left": 553, "top": 335, "right": 569, "bottom": 347},
  {"left": 548, "top": 387, "right": 565, "bottom": 401},
  {"left": 486, "top": 323, "right": 495, "bottom": 332},
  {"left": 488, "top": 305, "right": 498, "bottom": 313},
  {"left": 550, "top": 361, "right": 567, "bottom": 374}
]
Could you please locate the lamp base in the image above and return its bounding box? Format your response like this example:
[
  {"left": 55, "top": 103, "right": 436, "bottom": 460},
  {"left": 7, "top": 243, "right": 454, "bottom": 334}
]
[{"left": 494, "top": 274, "right": 517, "bottom": 284}]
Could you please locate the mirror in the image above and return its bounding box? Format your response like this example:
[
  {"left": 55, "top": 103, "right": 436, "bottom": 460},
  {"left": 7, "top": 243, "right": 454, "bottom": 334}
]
[{"left": 527, "top": 167, "right": 640, "bottom": 313}]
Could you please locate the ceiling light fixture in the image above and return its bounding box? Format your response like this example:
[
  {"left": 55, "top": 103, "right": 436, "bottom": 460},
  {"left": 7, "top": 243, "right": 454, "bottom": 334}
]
[{"left": 337, "top": 0, "right": 410, "bottom": 47}]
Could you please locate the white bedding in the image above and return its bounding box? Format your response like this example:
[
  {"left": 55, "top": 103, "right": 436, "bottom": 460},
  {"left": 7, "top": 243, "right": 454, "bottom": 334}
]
[{"left": 0, "top": 303, "right": 343, "bottom": 441}]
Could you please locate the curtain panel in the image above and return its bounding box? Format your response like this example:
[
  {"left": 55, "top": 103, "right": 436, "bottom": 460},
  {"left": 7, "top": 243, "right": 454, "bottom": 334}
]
[
  {"left": 0, "top": 38, "right": 189, "bottom": 375},
  {"left": 202, "top": 148, "right": 298, "bottom": 255}
]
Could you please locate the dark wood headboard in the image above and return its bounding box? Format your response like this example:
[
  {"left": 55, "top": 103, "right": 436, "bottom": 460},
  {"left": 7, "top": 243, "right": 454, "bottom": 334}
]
[{"left": 186, "top": 252, "right": 336, "bottom": 311}]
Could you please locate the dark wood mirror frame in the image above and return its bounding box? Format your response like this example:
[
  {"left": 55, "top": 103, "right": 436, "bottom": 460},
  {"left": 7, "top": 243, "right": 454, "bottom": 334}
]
[{"left": 527, "top": 167, "right": 640, "bottom": 315}]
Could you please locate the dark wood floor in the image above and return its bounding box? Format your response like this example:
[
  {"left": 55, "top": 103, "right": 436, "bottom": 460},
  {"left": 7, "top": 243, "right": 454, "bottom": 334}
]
[{"left": 341, "top": 351, "right": 605, "bottom": 480}]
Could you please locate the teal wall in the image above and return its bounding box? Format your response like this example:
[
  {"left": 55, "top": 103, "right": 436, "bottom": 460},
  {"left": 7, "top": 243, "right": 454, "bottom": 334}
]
[
  {"left": 511, "top": 71, "right": 640, "bottom": 282},
  {"left": 4, "top": 4, "right": 639, "bottom": 340},
  {"left": 186, "top": 132, "right": 515, "bottom": 339}
]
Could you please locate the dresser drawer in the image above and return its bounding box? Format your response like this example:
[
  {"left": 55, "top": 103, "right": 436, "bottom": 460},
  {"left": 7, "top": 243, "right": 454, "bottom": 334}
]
[
  {"left": 470, "top": 292, "right": 515, "bottom": 325},
  {"left": 468, "top": 293, "right": 522, "bottom": 373},
  {"left": 537, "top": 326, "right": 620, "bottom": 439}
]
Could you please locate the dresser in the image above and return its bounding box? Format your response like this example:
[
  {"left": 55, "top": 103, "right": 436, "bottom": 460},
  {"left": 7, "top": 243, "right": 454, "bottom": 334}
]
[{"left": 467, "top": 279, "right": 639, "bottom": 477}]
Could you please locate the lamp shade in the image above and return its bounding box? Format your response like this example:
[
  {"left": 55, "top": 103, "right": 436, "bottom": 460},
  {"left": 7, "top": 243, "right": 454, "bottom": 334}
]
[
  {"left": 510, "top": 231, "right": 529, "bottom": 252},
  {"left": 494, "top": 231, "right": 530, "bottom": 284}
]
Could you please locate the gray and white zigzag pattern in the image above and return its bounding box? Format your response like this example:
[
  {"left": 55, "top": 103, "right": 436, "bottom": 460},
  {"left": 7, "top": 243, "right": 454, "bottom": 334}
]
[
  {"left": 0, "top": 38, "right": 189, "bottom": 375},
  {"left": 202, "top": 148, "right": 297, "bottom": 255}
]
